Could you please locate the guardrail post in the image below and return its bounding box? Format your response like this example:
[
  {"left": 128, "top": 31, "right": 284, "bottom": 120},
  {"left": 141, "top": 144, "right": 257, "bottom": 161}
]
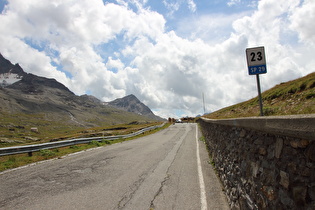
[{"left": 28, "top": 152, "right": 33, "bottom": 157}]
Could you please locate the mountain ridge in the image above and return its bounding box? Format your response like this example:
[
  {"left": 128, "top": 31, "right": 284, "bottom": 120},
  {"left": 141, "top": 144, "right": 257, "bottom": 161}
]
[
  {"left": 0, "top": 54, "right": 163, "bottom": 135},
  {"left": 0, "top": 53, "right": 25, "bottom": 75}
]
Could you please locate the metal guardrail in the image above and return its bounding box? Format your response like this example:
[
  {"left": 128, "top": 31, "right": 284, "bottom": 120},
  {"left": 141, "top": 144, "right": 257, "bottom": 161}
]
[{"left": 0, "top": 123, "right": 165, "bottom": 157}]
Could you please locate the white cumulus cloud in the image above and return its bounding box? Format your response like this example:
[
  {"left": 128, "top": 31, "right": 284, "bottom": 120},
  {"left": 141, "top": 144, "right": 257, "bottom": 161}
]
[{"left": 0, "top": 0, "right": 314, "bottom": 118}]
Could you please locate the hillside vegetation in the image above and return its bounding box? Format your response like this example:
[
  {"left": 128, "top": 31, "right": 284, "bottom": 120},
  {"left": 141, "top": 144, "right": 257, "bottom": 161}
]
[{"left": 204, "top": 72, "right": 315, "bottom": 119}]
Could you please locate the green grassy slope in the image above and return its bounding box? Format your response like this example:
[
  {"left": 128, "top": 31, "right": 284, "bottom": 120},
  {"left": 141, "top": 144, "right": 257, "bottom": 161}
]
[
  {"left": 0, "top": 106, "right": 157, "bottom": 146},
  {"left": 204, "top": 72, "right": 315, "bottom": 119}
]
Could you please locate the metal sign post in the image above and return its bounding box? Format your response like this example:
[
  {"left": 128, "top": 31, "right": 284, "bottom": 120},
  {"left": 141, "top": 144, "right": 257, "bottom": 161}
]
[
  {"left": 246, "top": 46, "right": 267, "bottom": 116},
  {"left": 256, "top": 74, "right": 263, "bottom": 116}
]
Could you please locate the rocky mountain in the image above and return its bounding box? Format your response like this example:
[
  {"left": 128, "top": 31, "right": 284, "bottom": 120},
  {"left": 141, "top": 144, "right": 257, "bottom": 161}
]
[
  {"left": 108, "top": 94, "right": 164, "bottom": 121},
  {"left": 0, "top": 54, "right": 163, "bottom": 131},
  {"left": 0, "top": 55, "right": 25, "bottom": 87}
]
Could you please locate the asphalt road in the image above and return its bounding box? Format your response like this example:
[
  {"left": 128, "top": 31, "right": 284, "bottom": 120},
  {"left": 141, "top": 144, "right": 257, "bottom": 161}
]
[{"left": 0, "top": 123, "right": 229, "bottom": 210}]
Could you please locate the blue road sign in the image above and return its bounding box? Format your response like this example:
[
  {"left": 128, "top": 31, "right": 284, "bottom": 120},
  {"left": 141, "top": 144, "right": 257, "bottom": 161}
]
[{"left": 248, "top": 64, "right": 267, "bottom": 75}]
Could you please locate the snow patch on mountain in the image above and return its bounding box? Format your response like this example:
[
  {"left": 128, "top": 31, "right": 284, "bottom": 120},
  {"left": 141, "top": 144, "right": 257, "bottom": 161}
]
[{"left": 0, "top": 72, "right": 23, "bottom": 87}]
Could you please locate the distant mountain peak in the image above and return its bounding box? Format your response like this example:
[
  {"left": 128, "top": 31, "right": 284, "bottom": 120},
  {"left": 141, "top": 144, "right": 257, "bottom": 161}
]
[
  {"left": 126, "top": 94, "right": 136, "bottom": 98},
  {"left": 124, "top": 94, "right": 140, "bottom": 101},
  {"left": 109, "top": 94, "right": 150, "bottom": 114},
  {"left": 108, "top": 94, "right": 164, "bottom": 121}
]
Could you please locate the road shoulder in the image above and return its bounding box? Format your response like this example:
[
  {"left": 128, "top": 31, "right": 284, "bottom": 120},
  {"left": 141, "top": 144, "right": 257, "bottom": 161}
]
[{"left": 197, "top": 126, "right": 230, "bottom": 209}]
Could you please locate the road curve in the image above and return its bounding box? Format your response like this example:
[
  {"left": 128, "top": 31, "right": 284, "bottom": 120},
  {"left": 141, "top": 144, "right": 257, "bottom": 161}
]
[{"left": 0, "top": 123, "right": 229, "bottom": 210}]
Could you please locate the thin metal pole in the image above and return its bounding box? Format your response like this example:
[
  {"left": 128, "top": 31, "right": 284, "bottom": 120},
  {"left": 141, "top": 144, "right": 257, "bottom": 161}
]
[
  {"left": 256, "top": 74, "right": 264, "bottom": 116},
  {"left": 202, "top": 93, "right": 205, "bottom": 114}
]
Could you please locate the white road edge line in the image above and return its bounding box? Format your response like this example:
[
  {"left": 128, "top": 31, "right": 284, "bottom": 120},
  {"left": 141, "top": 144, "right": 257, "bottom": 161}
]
[{"left": 196, "top": 124, "right": 208, "bottom": 210}]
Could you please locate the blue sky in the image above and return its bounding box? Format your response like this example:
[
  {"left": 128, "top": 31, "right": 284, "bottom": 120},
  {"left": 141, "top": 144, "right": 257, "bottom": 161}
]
[
  {"left": 0, "top": 0, "right": 314, "bottom": 118},
  {"left": 0, "top": 1, "right": 5, "bottom": 12}
]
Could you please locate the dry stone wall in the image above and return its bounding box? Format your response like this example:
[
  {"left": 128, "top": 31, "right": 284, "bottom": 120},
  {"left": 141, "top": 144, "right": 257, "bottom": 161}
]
[{"left": 198, "top": 115, "right": 315, "bottom": 209}]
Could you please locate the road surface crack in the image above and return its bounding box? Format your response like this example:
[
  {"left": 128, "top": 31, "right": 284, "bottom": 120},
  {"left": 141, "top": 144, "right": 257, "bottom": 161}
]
[
  {"left": 117, "top": 172, "right": 148, "bottom": 209},
  {"left": 149, "top": 173, "right": 170, "bottom": 209},
  {"left": 150, "top": 126, "right": 189, "bottom": 209}
]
